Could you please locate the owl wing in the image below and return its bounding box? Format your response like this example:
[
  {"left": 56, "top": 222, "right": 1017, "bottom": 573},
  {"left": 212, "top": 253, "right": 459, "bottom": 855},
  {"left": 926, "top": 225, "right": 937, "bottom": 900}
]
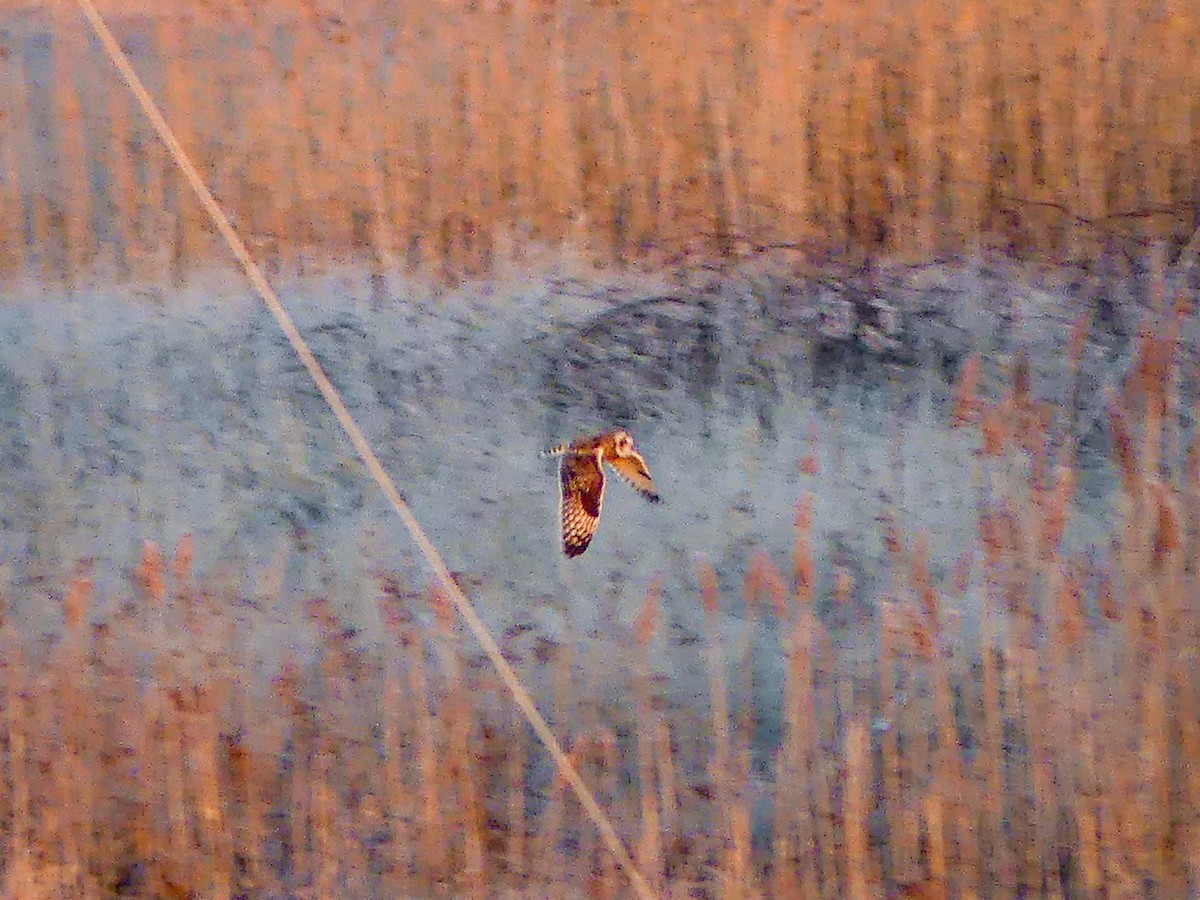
[
  {"left": 606, "top": 453, "right": 661, "bottom": 503},
  {"left": 559, "top": 451, "right": 606, "bottom": 557}
]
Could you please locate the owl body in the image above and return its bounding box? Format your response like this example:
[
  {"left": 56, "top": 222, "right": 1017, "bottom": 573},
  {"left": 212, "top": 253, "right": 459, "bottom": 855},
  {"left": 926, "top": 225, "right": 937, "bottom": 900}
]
[{"left": 542, "top": 429, "right": 660, "bottom": 557}]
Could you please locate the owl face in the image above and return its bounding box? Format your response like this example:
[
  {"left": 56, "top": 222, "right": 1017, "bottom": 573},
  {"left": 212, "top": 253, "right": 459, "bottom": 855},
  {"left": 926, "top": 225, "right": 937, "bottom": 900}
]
[{"left": 610, "top": 430, "right": 635, "bottom": 457}]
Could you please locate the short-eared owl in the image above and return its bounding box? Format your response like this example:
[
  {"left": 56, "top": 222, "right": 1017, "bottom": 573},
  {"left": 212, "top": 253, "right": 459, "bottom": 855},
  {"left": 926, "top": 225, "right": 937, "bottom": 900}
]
[{"left": 542, "top": 429, "right": 661, "bottom": 558}]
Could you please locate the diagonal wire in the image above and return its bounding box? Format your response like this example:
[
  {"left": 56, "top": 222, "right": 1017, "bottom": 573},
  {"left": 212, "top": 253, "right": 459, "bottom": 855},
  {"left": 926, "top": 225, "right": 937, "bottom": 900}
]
[{"left": 69, "top": 2, "right": 656, "bottom": 897}]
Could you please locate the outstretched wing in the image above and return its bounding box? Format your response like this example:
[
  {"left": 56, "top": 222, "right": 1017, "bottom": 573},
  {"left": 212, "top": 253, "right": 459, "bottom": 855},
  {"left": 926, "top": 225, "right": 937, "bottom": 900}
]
[
  {"left": 559, "top": 451, "right": 606, "bottom": 557},
  {"left": 606, "top": 452, "right": 661, "bottom": 503}
]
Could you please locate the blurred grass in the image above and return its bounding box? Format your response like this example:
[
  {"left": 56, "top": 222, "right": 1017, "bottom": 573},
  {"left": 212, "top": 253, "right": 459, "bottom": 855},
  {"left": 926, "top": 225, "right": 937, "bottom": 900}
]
[
  {"left": 0, "top": 290, "right": 1197, "bottom": 896},
  {"left": 1, "top": 2, "right": 1199, "bottom": 896},
  {"left": 0, "top": 0, "right": 1197, "bottom": 284}
]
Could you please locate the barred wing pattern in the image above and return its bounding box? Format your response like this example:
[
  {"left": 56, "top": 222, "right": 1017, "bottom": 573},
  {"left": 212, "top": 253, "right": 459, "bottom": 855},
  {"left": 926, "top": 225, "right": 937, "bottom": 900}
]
[
  {"left": 558, "top": 451, "right": 606, "bottom": 558},
  {"left": 606, "top": 453, "right": 661, "bottom": 503}
]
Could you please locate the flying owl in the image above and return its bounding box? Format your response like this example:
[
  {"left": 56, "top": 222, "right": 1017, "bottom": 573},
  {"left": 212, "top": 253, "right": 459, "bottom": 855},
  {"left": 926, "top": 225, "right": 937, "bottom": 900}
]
[{"left": 541, "top": 429, "right": 661, "bottom": 557}]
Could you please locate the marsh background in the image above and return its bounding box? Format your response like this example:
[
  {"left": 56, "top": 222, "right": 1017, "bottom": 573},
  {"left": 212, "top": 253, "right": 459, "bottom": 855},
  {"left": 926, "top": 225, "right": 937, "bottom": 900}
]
[{"left": 0, "top": 1, "right": 1198, "bottom": 896}]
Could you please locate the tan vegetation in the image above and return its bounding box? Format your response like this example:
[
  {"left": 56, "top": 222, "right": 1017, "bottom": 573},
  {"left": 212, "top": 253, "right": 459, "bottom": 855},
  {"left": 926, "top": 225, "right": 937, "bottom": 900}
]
[
  {"left": 0, "top": 0, "right": 1198, "bottom": 283},
  {"left": 2, "top": 2, "right": 1200, "bottom": 896},
  {"left": 0, "top": 287, "right": 1195, "bottom": 896}
]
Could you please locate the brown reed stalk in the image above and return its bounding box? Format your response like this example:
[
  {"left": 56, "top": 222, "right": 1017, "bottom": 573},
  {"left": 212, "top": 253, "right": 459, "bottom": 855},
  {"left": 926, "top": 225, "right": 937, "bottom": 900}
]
[
  {"left": 1061, "top": 569, "right": 1102, "bottom": 897},
  {"left": 653, "top": 715, "right": 679, "bottom": 860},
  {"left": 636, "top": 0, "right": 677, "bottom": 254},
  {"left": 105, "top": 79, "right": 147, "bottom": 281},
  {"left": 282, "top": 17, "right": 321, "bottom": 264},
  {"left": 771, "top": 588, "right": 813, "bottom": 896},
  {"left": 1, "top": 629, "right": 35, "bottom": 896},
  {"left": 161, "top": 684, "right": 198, "bottom": 896},
  {"left": 697, "top": 556, "right": 732, "bottom": 874},
  {"left": 577, "top": 24, "right": 617, "bottom": 262},
  {"left": 1001, "top": 645, "right": 1042, "bottom": 894},
  {"left": 1037, "top": 4, "right": 1073, "bottom": 257},
  {"left": 416, "top": 11, "right": 452, "bottom": 274},
  {"left": 843, "top": 719, "right": 873, "bottom": 900},
  {"left": 0, "top": 156, "right": 23, "bottom": 276},
  {"left": 892, "top": 615, "right": 934, "bottom": 894},
  {"left": 405, "top": 628, "right": 445, "bottom": 886},
  {"left": 793, "top": 495, "right": 816, "bottom": 604},
  {"left": 911, "top": 0, "right": 942, "bottom": 257},
  {"left": 300, "top": 9, "right": 352, "bottom": 257},
  {"left": 227, "top": 729, "right": 273, "bottom": 897},
  {"left": 500, "top": 696, "right": 526, "bottom": 887},
  {"left": 953, "top": 0, "right": 989, "bottom": 254},
  {"left": 51, "top": 1, "right": 94, "bottom": 282},
  {"left": 701, "top": 68, "right": 743, "bottom": 255},
  {"left": 780, "top": 3, "right": 814, "bottom": 242},
  {"left": 378, "top": 7, "right": 417, "bottom": 268},
  {"left": 783, "top": 599, "right": 825, "bottom": 897},
  {"left": 28, "top": 671, "right": 65, "bottom": 896},
  {"left": 123, "top": 649, "right": 162, "bottom": 892},
  {"left": 1039, "top": 545, "right": 1085, "bottom": 894},
  {"left": 377, "top": 588, "right": 415, "bottom": 892},
  {"left": 130, "top": 30, "right": 169, "bottom": 284},
  {"left": 462, "top": 9, "right": 495, "bottom": 276},
  {"left": 1074, "top": 0, "right": 1109, "bottom": 260},
  {"left": 633, "top": 577, "right": 664, "bottom": 894},
  {"left": 912, "top": 538, "right": 980, "bottom": 899},
  {"left": 273, "top": 658, "right": 311, "bottom": 895},
  {"left": 530, "top": 632, "right": 590, "bottom": 892},
  {"left": 12, "top": 39, "right": 53, "bottom": 283},
  {"left": 56, "top": 569, "right": 96, "bottom": 896},
  {"left": 312, "top": 743, "right": 339, "bottom": 896},
  {"left": 595, "top": 728, "right": 622, "bottom": 898},
  {"left": 877, "top": 598, "right": 920, "bottom": 887},
  {"left": 1112, "top": 353, "right": 1161, "bottom": 886},
  {"left": 430, "top": 585, "right": 486, "bottom": 897},
  {"left": 0, "top": 32, "right": 28, "bottom": 276},
  {"left": 730, "top": 566, "right": 765, "bottom": 897},
  {"left": 218, "top": 51, "right": 254, "bottom": 250},
  {"left": 192, "top": 682, "right": 234, "bottom": 899},
  {"left": 724, "top": 743, "right": 755, "bottom": 898},
  {"left": 482, "top": 5, "right": 513, "bottom": 260},
  {"left": 1143, "top": 486, "right": 1180, "bottom": 889},
  {"left": 548, "top": 0, "right": 583, "bottom": 249},
  {"left": 158, "top": 13, "right": 208, "bottom": 281},
  {"left": 349, "top": 34, "right": 395, "bottom": 273},
  {"left": 847, "top": 30, "right": 884, "bottom": 248},
  {"left": 224, "top": 1, "right": 281, "bottom": 263},
  {"left": 503, "top": 0, "right": 536, "bottom": 253},
  {"left": 1104, "top": 5, "right": 1137, "bottom": 217},
  {"left": 1143, "top": 45, "right": 1172, "bottom": 218},
  {"left": 750, "top": 0, "right": 786, "bottom": 240},
  {"left": 566, "top": 734, "right": 604, "bottom": 895},
  {"left": 136, "top": 541, "right": 201, "bottom": 894},
  {"left": 602, "top": 4, "right": 644, "bottom": 258},
  {"left": 922, "top": 788, "right": 949, "bottom": 900},
  {"left": 481, "top": 4, "right": 516, "bottom": 259},
  {"left": 435, "top": 20, "right": 473, "bottom": 279},
  {"left": 548, "top": 637, "right": 585, "bottom": 890},
  {"left": 814, "top": 12, "right": 849, "bottom": 252},
  {"left": 811, "top": 628, "right": 843, "bottom": 899}
]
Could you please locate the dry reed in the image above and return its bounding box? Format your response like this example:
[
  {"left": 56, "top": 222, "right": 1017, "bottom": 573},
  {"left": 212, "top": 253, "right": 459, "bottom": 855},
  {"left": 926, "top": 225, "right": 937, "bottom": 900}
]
[
  {"left": 0, "top": 316, "right": 1195, "bottom": 895},
  {"left": 2, "top": 0, "right": 1198, "bottom": 284}
]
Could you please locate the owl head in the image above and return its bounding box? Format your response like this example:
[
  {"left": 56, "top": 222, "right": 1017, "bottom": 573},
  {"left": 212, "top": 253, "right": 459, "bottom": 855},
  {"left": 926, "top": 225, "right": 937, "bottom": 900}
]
[{"left": 610, "top": 429, "right": 636, "bottom": 457}]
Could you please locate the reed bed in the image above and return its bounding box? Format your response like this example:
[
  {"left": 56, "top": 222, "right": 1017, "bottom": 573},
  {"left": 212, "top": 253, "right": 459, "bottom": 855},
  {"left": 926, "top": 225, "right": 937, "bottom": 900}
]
[
  {"left": 0, "top": 290, "right": 1196, "bottom": 897},
  {"left": 1, "top": 0, "right": 1198, "bottom": 284}
]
